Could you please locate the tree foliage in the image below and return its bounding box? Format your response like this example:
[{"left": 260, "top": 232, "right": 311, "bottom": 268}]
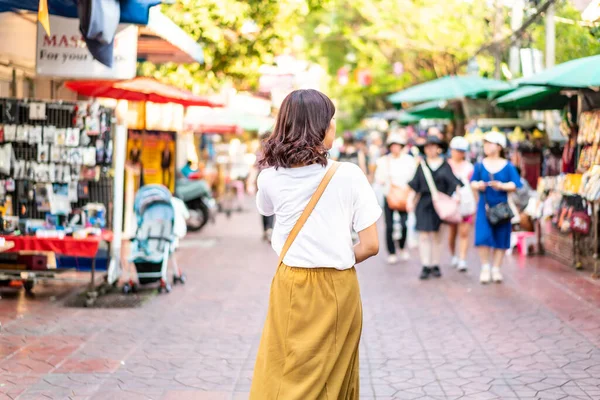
[
  {"left": 142, "top": 0, "right": 600, "bottom": 130},
  {"left": 298, "top": 0, "right": 498, "bottom": 130},
  {"left": 530, "top": 0, "right": 600, "bottom": 65},
  {"left": 139, "top": 0, "right": 315, "bottom": 92}
]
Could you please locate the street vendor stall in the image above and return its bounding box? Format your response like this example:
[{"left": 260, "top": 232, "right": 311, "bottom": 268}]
[
  {"left": 65, "top": 77, "right": 223, "bottom": 236},
  {"left": 516, "top": 55, "right": 600, "bottom": 276},
  {"left": 0, "top": 97, "right": 118, "bottom": 301}
]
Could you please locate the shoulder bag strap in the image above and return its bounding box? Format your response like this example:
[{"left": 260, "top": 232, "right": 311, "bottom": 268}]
[
  {"left": 278, "top": 162, "right": 341, "bottom": 266},
  {"left": 419, "top": 160, "right": 439, "bottom": 196},
  {"left": 386, "top": 155, "right": 392, "bottom": 187}
]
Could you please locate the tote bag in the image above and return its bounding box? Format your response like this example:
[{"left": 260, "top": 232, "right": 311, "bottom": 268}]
[
  {"left": 385, "top": 157, "right": 410, "bottom": 211},
  {"left": 420, "top": 161, "right": 462, "bottom": 224},
  {"left": 457, "top": 182, "right": 476, "bottom": 216}
]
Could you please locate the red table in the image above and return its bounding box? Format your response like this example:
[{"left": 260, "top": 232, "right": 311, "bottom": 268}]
[
  {"left": 0, "top": 236, "right": 102, "bottom": 258},
  {"left": 0, "top": 232, "right": 114, "bottom": 297}
]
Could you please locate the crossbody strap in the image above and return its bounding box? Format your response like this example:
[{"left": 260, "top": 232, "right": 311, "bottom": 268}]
[
  {"left": 420, "top": 160, "right": 439, "bottom": 196},
  {"left": 278, "top": 161, "right": 341, "bottom": 266}
]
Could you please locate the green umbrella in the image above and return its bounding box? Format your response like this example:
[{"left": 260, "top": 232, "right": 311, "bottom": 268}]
[
  {"left": 405, "top": 100, "right": 454, "bottom": 120},
  {"left": 494, "top": 86, "right": 569, "bottom": 110},
  {"left": 518, "top": 55, "right": 600, "bottom": 89},
  {"left": 396, "top": 111, "right": 421, "bottom": 125},
  {"left": 387, "top": 75, "right": 512, "bottom": 104}
]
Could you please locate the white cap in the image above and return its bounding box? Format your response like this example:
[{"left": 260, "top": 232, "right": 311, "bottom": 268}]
[
  {"left": 449, "top": 136, "right": 469, "bottom": 152},
  {"left": 484, "top": 131, "right": 507, "bottom": 148},
  {"left": 386, "top": 133, "right": 406, "bottom": 146}
]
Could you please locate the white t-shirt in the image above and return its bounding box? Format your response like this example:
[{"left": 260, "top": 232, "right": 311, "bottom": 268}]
[
  {"left": 256, "top": 160, "right": 382, "bottom": 270},
  {"left": 375, "top": 154, "right": 418, "bottom": 196}
]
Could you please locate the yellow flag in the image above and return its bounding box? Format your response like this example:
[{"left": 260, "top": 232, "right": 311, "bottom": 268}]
[{"left": 38, "top": 0, "right": 50, "bottom": 36}]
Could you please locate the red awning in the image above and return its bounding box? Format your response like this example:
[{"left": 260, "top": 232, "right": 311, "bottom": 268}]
[
  {"left": 65, "top": 77, "right": 223, "bottom": 108},
  {"left": 184, "top": 122, "right": 242, "bottom": 134}
]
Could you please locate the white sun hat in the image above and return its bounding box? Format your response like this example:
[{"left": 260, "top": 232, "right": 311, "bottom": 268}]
[
  {"left": 449, "top": 136, "right": 469, "bottom": 152},
  {"left": 484, "top": 131, "right": 507, "bottom": 148},
  {"left": 386, "top": 133, "right": 407, "bottom": 146}
]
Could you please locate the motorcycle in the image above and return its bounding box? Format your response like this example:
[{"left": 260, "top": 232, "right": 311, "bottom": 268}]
[{"left": 175, "top": 178, "right": 217, "bottom": 232}]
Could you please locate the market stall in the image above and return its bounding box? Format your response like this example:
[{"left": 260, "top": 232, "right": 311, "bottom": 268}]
[
  {"left": 516, "top": 56, "right": 600, "bottom": 276},
  {"left": 0, "top": 97, "right": 117, "bottom": 299},
  {"left": 65, "top": 78, "right": 223, "bottom": 235}
]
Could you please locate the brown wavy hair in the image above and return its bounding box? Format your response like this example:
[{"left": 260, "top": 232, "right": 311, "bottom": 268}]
[{"left": 259, "top": 89, "right": 335, "bottom": 169}]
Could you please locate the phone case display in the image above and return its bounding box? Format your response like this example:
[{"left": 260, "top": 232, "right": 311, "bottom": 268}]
[{"left": 0, "top": 98, "right": 114, "bottom": 221}]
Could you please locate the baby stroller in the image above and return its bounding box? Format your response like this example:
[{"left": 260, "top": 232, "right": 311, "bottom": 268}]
[{"left": 123, "top": 185, "right": 186, "bottom": 294}]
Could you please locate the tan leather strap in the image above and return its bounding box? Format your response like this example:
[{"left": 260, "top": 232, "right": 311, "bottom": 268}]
[{"left": 278, "top": 162, "right": 341, "bottom": 266}]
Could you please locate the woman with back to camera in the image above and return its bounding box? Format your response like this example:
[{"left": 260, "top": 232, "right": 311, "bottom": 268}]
[
  {"left": 407, "top": 136, "right": 462, "bottom": 280},
  {"left": 251, "top": 89, "right": 382, "bottom": 399},
  {"left": 447, "top": 136, "right": 475, "bottom": 272},
  {"left": 471, "top": 132, "right": 521, "bottom": 284}
]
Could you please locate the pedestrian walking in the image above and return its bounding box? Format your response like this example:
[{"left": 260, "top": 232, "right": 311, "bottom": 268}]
[
  {"left": 471, "top": 132, "right": 522, "bottom": 284},
  {"left": 407, "top": 136, "right": 462, "bottom": 280},
  {"left": 447, "top": 136, "right": 475, "bottom": 272},
  {"left": 251, "top": 89, "right": 381, "bottom": 399},
  {"left": 249, "top": 132, "right": 275, "bottom": 242},
  {"left": 375, "top": 133, "right": 417, "bottom": 264},
  {"left": 338, "top": 132, "right": 369, "bottom": 175}
]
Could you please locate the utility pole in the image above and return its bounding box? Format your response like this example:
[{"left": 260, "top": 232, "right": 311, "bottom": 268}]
[
  {"left": 509, "top": 0, "right": 525, "bottom": 76},
  {"left": 545, "top": 3, "right": 557, "bottom": 141},
  {"left": 545, "top": 3, "right": 556, "bottom": 68}
]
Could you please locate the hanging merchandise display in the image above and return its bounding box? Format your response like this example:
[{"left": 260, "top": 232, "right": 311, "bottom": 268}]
[{"left": 0, "top": 98, "right": 116, "bottom": 299}]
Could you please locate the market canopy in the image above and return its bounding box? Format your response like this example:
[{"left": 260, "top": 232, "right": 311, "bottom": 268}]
[
  {"left": 518, "top": 55, "right": 600, "bottom": 89},
  {"left": 494, "top": 86, "right": 569, "bottom": 111},
  {"left": 65, "top": 78, "right": 223, "bottom": 107},
  {"left": 396, "top": 111, "right": 421, "bottom": 125},
  {"left": 138, "top": 8, "right": 204, "bottom": 64},
  {"left": 405, "top": 100, "right": 455, "bottom": 120},
  {"left": 387, "top": 75, "right": 512, "bottom": 105},
  {"left": 185, "top": 107, "right": 273, "bottom": 133},
  {"left": 0, "top": 0, "right": 159, "bottom": 25}
]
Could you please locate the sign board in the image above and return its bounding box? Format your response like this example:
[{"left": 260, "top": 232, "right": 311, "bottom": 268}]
[{"left": 36, "top": 15, "right": 138, "bottom": 79}]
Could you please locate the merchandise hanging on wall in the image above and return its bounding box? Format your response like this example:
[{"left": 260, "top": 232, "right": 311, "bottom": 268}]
[{"left": 0, "top": 98, "right": 114, "bottom": 222}]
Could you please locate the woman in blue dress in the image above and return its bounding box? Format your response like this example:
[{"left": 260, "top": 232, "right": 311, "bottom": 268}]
[{"left": 471, "top": 132, "right": 522, "bottom": 284}]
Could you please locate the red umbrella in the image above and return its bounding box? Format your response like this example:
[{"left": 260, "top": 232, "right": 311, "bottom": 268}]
[{"left": 65, "top": 77, "right": 223, "bottom": 107}]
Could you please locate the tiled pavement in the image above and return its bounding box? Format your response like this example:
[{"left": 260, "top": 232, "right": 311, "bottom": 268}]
[{"left": 1, "top": 208, "right": 600, "bottom": 399}]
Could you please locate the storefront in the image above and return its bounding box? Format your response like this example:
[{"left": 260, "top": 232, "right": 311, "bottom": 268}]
[{"left": 0, "top": 1, "right": 209, "bottom": 298}]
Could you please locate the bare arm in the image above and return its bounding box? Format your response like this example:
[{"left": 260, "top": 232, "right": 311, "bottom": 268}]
[
  {"left": 354, "top": 223, "right": 379, "bottom": 264},
  {"left": 489, "top": 181, "right": 517, "bottom": 192}
]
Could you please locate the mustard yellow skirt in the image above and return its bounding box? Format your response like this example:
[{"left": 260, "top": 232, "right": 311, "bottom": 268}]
[{"left": 250, "top": 264, "right": 362, "bottom": 400}]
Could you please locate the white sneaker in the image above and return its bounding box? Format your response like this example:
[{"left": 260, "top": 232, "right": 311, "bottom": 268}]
[
  {"left": 491, "top": 267, "right": 503, "bottom": 283},
  {"left": 387, "top": 255, "right": 398, "bottom": 265},
  {"left": 457, "top": 260, "right": 467, "bottom": 272},
  {"left": 480, "top": 265, "right": 491, "bottom": 284},
  {"left": 451, "top": 256, "right": 459, "bottom": 267},
  {"left": 400, "top": 251, "right": 410, "bottom": 261}
]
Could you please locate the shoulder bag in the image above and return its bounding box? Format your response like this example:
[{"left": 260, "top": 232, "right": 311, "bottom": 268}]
[
  {"left": 278, "top": 162, "right": 341, "bottom": 266},
  {"left": 483, "top": 168, "right": 514, "bottom": 226},
  {"left": 420, "top": 160, "right": 461, "bottom": 224},
  {"left": 385, "top": 156, "right": 410, "bottom": 211}
]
